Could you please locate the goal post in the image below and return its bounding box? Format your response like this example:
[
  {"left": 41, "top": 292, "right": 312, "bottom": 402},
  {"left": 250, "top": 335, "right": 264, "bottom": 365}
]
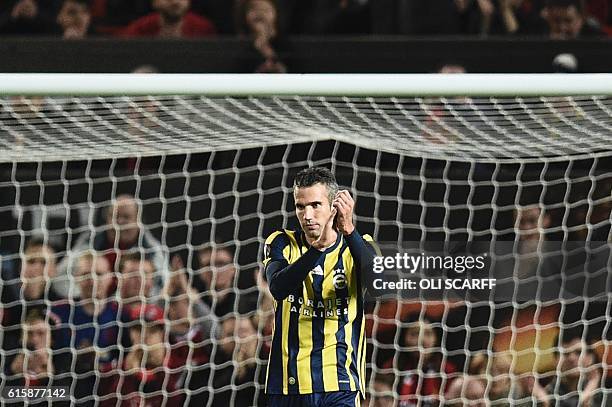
[{"left": 0, "top": 73, "right": 610, "bottom": 406}]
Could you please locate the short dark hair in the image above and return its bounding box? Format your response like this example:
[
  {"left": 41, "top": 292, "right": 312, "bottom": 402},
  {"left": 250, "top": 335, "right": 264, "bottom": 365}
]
[
  {"left": 24, "top": 238, "right": 54, "bottom": 253},
  {"left": 118, "top": 251, "right": 154, "bottom": 273},
  {"left": 293, "top": 167, "right": 339, "bottom": 204}
]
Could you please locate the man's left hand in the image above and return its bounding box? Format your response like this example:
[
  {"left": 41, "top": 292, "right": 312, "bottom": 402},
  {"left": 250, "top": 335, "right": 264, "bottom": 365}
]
[{"left": 333, "top": 190, "right": 355, "bottom": 236}]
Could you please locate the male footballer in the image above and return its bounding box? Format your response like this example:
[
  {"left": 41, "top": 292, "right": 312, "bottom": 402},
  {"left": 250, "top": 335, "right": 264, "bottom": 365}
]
[{"left": 263, "top": 167, "right": 376, "bottom": 407}]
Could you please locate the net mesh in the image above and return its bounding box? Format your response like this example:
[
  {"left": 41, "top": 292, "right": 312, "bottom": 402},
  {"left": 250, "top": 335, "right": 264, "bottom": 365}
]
[
  {"left": 0, "top": 93, "right": 610, "bottom": 406},
  {"left": 1, "top": 95, "right": 611, "bottom": 162}
]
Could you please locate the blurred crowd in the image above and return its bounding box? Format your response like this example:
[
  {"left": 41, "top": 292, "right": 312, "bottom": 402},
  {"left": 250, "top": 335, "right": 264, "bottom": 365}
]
[
  {"left": 0, "top": 0, "right": 610, "bottom": 73},
  {"left": 1, "top": 195, "right": 267, "bottom": 406},
  {"left": 0, "top": 183, "right": 610, "bottom": 406}
]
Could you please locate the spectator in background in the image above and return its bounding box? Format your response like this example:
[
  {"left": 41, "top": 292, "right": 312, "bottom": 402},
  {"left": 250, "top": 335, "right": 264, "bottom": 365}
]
[
  {"left": 469, "top": 352, "right": 549, "bottom": 405},
  {"left": 114, "top": 253, "right": 217, "bottom": 356},
  {"left": 99, "top": 303, "right": 209, "bottom": 407},
  {"left": 365, "top": 373, "right": 396, "bottom": 407},
  {"left": 116, "top": 252, "right": 157, "bottom": 305},
  {"left": 386, "top": 315, "right": 457, "bottom": 407},
  {"left": 164, "top": 254, "right": 218, "bottom": 340},
  {"left": 53, "top": 251, "right": 118, "bottom": 367},
  {"left": 444, "top": 375, "right": 486, "bottom": 407},
  {"left": 235, "top": 0, "right": 287, "bottom": 73},
  {"left": 500, "top": 204, "right": 562, "bottom": 301},
  {"left": 56, "top": 194, "right": 169, "bottom": 299},
  {"left": 542, "top": 0, "right": 604, "bottom": 38},
  {"left": 253, "top": 268, "right": 274, "bottom": 356},
  {"left": 0, "top": 0, "right": 61, "bottom": 35},
  {"left": 121, "top": 0, "right": 216, "bottom": 38},
  {"left": 51, "top": 251, "right": 117, "bottom": 406},
  {"left": 1, "top": 239, "right": 65, "bottom": 353},
  {"left": 208, "top": 316, "right": 264, "bottom": 405},
  {"left": 4, "top": 309, "right": 70, "bottom": 391},
  {"left": 546, "top": 327, "right": 602, "bottom": 407},
  {"left": 56, "top": 0, "right": 92, "bottom": 38},
  {"left": 195, "top": 244, "right": 258, "bottom": 318}
]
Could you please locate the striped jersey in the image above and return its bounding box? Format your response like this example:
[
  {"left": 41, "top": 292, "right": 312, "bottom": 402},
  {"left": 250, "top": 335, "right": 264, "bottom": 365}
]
[{"left": 263, "top": 228, "right": 375, "bottom": 395}]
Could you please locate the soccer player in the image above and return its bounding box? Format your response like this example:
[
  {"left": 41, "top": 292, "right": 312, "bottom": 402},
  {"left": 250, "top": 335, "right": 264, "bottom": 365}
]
[{"left": 262, "top": 166, "right": 376, "bottom": 407}]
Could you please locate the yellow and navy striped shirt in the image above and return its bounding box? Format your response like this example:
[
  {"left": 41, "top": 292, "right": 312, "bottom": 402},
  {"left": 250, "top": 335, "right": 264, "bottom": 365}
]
[{"left": 263, "top": 228, "right": 375, "bottom": 396}]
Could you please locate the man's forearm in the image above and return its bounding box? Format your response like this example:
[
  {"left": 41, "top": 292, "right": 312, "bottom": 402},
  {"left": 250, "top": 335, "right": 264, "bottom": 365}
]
[
  {"left": 266, "top": 248, "right": 322, "bottom": 301},
  {"left": 344, "top": 230, "right": 376, "bottom": 294}
]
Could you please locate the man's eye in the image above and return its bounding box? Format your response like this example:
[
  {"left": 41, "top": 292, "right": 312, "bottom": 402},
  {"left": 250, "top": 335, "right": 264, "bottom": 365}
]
[{"left": 312, "top": 203, "right": 319, "bottom": 208}]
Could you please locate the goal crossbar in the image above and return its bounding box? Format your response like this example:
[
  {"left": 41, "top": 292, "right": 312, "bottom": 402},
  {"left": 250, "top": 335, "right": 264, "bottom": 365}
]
[{"left": 1, "top": 73, "right": 612, "bottom": 96}]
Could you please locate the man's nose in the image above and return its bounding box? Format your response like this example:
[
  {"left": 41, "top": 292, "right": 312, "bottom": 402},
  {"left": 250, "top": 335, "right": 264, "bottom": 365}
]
[{"left": 304, "top": 207, "right": 313, "bottom": 219}]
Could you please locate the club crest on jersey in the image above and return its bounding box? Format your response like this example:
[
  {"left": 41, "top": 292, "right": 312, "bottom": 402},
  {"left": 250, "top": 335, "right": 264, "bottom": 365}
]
[
  {"left": 333, "top": 268, "right": 347, "bottom": 289},
  {"left": 311, "top": 265, "right": 324, "bottom": 276}
]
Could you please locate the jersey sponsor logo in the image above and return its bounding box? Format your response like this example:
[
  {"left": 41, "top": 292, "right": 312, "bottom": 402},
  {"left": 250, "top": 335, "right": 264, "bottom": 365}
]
[{"left": 286, "top": 294, "right": 349, "bottom": 318}]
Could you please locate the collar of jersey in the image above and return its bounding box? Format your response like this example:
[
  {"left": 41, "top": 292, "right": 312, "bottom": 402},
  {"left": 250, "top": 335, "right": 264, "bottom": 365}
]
[{"left": 300, "top": 229, "right": 342, "bottom": 254}]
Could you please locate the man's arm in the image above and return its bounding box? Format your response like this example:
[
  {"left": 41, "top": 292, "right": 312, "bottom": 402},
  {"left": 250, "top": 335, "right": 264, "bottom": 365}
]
[
  {"left": 333, "top": 190, "right": 378, "bottom": 292},
  {"left": 344, "top": 230, "right": 376, "bottom": 277},
  {"left": 265, "top": 247, "right": 322, "bottom": 301},
  {"left": 264, "top": 207, "right": 337, "bottom": 301}
]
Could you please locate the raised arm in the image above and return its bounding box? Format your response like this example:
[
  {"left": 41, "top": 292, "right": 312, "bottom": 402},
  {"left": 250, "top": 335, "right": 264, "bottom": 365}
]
[{"left": 265, "top": 246, "right": 322, "bottom": 301}]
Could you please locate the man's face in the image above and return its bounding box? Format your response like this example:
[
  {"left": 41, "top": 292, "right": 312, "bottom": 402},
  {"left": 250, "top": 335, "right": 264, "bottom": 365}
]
[
  {"left": 546, "top": 5, "right": 583, "bottom": 39},
  {"left": 130, "top": 324, "right": 166, "bottom": 367},
  {"left": 246, "top": 0, "right": 276, "bottom": 33},
  {"left": 119, "top": 260, "right": 155, "bottom": 301},
  {"left": 22, "top": 245, "right": 56, "bottom": 282},
  {"left": 515, "top": 207, "right": 549, "bottom": 241},
  {"left": 57, "top": 0, "right": 90, "bottom": 30},
  {"left": 198, "top": 248, "right": 236, "bottom": 293},
  {"left": 155, "top": 0, "right": 190, "bottom": 22},
  {"left": 294, "top": 183, "right": 333, "bottom": 241},
  {"left": 76, "top": 256, "right": 112, "bottom": 301},
  {"left": 24, "top": 319, "right": 51, "bottom": 350},
  {"left": 107, "top": 197, "right": 140, "bottom": 246},
  {"left": 371, "top": 381, "right": 394, "bottom": 407},
  {"left": 559, "top": 337, "right": 589, "bottom": 380},
  {"left": 403, "top": 321, "right": 435, "bottom": 350}
]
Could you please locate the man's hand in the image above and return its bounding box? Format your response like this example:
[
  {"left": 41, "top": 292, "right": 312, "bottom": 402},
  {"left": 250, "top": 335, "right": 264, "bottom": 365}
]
[{"left": 333, "top": 190, "right": 355, "bottom": 236}]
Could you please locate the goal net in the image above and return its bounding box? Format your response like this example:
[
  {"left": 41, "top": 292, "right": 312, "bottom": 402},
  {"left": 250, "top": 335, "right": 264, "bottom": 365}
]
[{"left": 0, "top": 74, "right": 610, "bottom": 406}]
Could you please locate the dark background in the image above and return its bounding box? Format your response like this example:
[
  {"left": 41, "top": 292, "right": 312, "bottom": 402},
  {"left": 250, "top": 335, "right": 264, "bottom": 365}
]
[{"left": 0, "top": 37, "right": 610, "bottom": 73}]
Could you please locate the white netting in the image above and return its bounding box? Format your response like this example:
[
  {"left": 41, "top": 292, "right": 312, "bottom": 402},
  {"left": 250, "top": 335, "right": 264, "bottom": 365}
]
[
  {"left": 1, "top": 95, "right": 611, "bottom": 162},
  {"left": 0, "top": 75, "right": 611, "bottom": 406}
]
